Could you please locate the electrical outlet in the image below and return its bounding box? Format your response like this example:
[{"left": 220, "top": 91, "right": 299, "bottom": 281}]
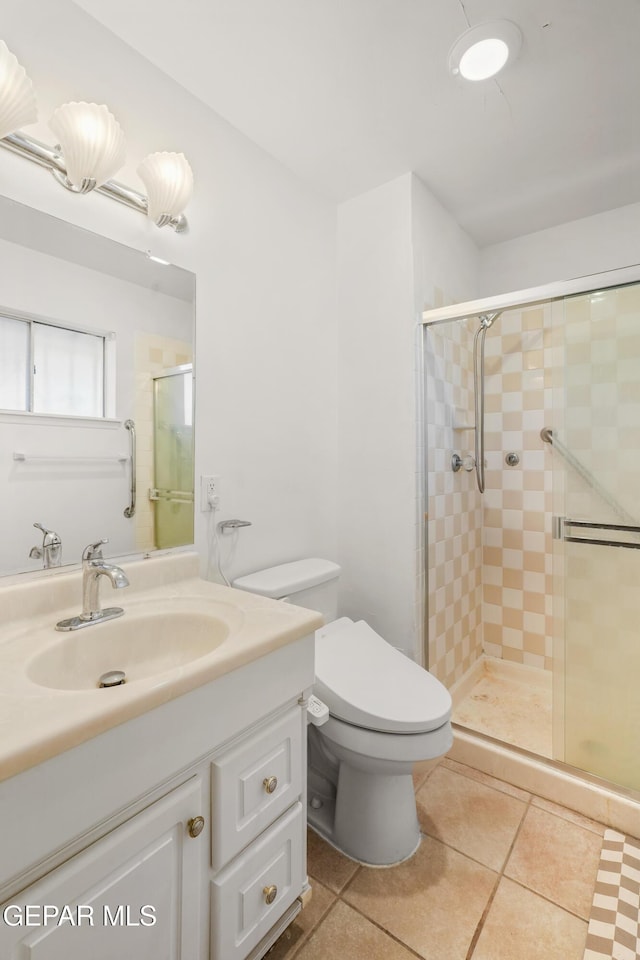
[{"left": 200, "top": 475, "right": 221, "bottom": 512}]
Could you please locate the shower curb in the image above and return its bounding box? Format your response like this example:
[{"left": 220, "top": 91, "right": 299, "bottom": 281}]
[{"left": 450, "top": 727, "right": 640, "bottom": 839}]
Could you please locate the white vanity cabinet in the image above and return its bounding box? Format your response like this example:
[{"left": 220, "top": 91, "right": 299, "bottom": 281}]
[
  {"left": 0, "top": 633, "right": 315, "bottom": 960},
  {"left": 1, "top": 776, "right": 206, "bottom": 959}
]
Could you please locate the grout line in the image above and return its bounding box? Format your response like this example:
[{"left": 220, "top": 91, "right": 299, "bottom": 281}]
[
  {"left": 286, "top": 899, "right": 342, "bottom": 959},
  {"left": 527, "top": 797, "right": 606, "bottom": 836},
  {"left": 435, "top": 760, "right": 532, "bottom": 804},
  {"left": 337, "top": 898, "right": 429, "bottom": 960},
  {"left": 465, "top": 792, "right": 533, "bottom": 958},
  {"left": 463, "top": 869, "right": 501, "bottom": 960},
  {"left": 502, "top": 875, "right": 591, "bottom": 925},
  {"left": 338, "top": 862, "right": 362, "bottom": 896}
]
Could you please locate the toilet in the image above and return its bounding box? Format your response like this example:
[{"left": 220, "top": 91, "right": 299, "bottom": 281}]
[{"left": 232, "top": 559, "right": 452, "bottom": 866}]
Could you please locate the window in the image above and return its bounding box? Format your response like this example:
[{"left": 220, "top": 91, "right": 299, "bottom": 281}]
[{"left": 0, "top": 313, "right": 107, "bottom": 418}]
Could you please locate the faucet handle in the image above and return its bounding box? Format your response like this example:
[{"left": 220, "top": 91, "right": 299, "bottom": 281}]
[
  {"left": 33, "top": 522, "right": 61, "bottom": 545},
  {"left": 82, "top": 539, "right": 108, "bottom": 562}
]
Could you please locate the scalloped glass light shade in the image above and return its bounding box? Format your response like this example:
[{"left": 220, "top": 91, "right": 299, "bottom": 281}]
[
  {"left": 137, "top": 152, "right": 194, "bottom": 222},
  {"left": 0, "top": 39, "right": 38, "bottom": 139},
  {"left": 49, "top": 102, "right": 126, "bottom": 189}
]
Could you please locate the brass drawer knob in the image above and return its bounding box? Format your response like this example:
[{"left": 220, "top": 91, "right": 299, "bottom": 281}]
[
  {"left": 263, "top": 776, "right": 278, "bottom": 794},
  {"left": 263, "top": 884, "right": 277, "bottom": 905},
  {"left": 187, "top": 815, "right": 205, "bottom": 838}
]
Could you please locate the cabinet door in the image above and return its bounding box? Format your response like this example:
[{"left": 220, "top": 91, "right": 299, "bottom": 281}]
[
  {"left": 211, "top": 706, "right": 302, "bottom": 870},
  {"left": 0, "top": 776, "right": 205, "bottom": 960}
]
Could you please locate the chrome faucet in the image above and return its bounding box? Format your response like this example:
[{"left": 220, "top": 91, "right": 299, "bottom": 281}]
[
  {"left": 29, "top": 522, "right": 62, "bottom": 568},
  {"left": 55, "top": 539, "right": 130, "bottom": 632}
]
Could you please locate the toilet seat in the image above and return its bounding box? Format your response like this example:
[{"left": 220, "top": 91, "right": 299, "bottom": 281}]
[{"left": 314, "top": 618, "right": 451, "bottom": 735}]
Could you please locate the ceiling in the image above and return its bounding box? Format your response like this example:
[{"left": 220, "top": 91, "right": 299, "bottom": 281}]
[{"left": 72, "top": 0, "right": 640, "bottom": 246}]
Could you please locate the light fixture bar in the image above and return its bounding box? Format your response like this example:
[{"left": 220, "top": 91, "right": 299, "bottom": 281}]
[{"left": 0, "top": 131, "right": 188, "bottom": 233}]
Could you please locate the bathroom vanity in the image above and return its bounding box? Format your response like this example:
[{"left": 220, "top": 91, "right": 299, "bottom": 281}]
[{"left": 0, "top": 552, "right": 319, "bottom": 959}]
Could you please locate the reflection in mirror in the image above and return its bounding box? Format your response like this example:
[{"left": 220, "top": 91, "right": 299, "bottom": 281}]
[{"left": 0, "top": 194, "right": 195, "bottom": 576}]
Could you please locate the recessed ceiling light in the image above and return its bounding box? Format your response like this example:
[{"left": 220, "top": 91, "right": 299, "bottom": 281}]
[{"left": 449, "top": 20, "right": 522, "bottom": 82}]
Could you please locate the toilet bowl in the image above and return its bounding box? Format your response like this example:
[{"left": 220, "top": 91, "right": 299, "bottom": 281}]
[{"left": 232, "top": 560, "right": 452, "bottom": 865}]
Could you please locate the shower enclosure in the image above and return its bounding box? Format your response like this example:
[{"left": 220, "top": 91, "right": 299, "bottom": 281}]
[
  {"left": 151, "top": 365, "right": 194, "bottom": 549},
  {"left": 421, "top": 268, "right": 640, "bottom": 796}
]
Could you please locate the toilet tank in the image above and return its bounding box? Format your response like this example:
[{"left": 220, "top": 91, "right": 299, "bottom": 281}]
[{"left": 232, "top": 559, "right": 340, "bottom": 623}]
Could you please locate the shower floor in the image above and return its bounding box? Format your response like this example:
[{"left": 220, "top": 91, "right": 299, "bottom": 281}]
[{"left": 451, "top": 657, "right": 553, "bottom": 759}]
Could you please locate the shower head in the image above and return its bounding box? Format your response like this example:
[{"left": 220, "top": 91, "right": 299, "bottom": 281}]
[{"left": 478, "top": 311, "right": 501, "bottom": 329}]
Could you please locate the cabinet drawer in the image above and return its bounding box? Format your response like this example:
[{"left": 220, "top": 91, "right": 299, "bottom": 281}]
[
  {"left": 211, "top": 706, "right": 302, "bottom": 869},
  {"left": 210, "top": 802, "right": 303, "bottom": 960}
]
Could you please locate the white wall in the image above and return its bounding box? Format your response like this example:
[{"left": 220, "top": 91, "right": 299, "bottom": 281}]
[
  {"left": 336, "top": 174, "right": 415, "bottom": 653},
  {"left": 412, "top": 176, "right": 479, "bottom": 315},
  {"left": 335, "top": 173, "right": 478, "bottom": 659},
  {"left": 2, "top": 0, "right": 338, "bottom": 582},
  {"left": 480, "top": 201, "right": 640, "bottom": 296}
]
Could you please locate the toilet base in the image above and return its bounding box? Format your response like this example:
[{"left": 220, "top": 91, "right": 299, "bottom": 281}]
[{"left": 308, "top": 763, "right": 421, "bottom": 866}]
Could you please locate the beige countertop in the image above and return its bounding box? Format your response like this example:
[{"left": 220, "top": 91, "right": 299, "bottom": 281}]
[{"left": 0, "top": 552, "right": 321, "bottom": 783}]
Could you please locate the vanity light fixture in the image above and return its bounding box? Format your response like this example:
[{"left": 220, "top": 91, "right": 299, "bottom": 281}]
[
  {"left": 0, "top": 39, "right": 38, "bottom": 139},
  {"left": 49, "top": 101, "right": 126, "bottom": 194},
  {"left": 0, "top": 38, "right": 193, "bottom": 232},
  {"left": 137, "top": 152, "right": 194, "bottom": 229},
  {"left": 449, "top": 20, "right": 522, "bottom": 82}
]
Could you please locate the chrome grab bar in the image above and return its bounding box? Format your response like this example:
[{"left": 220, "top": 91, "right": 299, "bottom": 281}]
[
  {"left": 555, "top": 517, "right": 640, "bottom": 551},
  {"left": 541, "top": 428, "right": 639, "bottom": 529},
  {"left": 124, "top": 419, "right": 136, "bottom": 518},
  {"left": 149, "top": 487, "right": 194, "bottom": 503}
]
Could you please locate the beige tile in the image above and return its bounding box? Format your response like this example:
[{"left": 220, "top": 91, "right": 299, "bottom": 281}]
[
  {"left": 306, "top": 828, "right": 360, "bottom": 894},
  {"left": 296, "top": 901, "right": 417, "bottom": 960},
  {"left": 530, "top": 796, "right": 606, "bottom": 836},
  {"left": 266, "top": 881, "right": 336, "bottom": 960},
  {"left": 504, "top": 806, "right": 603, "bottom": 918},
  {"left": 440, "top": 758, "right": 531, "bottom": 802},
  {"left": 452, "top": 667, "right": 552, "bottom": 757},
  {"left": 416, "top": 766, "right": 527, "bottom": 870},
  {"left": 344, "top": 834, "right": 496, "bottom": 960},
  {"left": 471, "top": 877, "right": 587, "bottom": 960}
]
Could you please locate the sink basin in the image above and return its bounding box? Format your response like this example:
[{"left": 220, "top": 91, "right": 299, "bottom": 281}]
[{"left": 26, "top": 601, "right": 243, "bottom": 691}]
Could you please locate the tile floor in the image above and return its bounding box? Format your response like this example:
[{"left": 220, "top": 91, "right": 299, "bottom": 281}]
[{"left": 267, "top": 756, "right": 618, "bottom": 960}]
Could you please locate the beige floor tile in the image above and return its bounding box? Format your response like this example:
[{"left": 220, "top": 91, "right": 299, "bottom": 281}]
[
  {"left": 266, "top": 881, "right": 336, "bottom": 960},
  {"left": 441, "top": 757, "right": 531, "bottom": 802},
  {"left": 471, "top": 877, "right": 587, "bottom": 960},
  {"left": 343, "top": 834, "right": 497, "bottom": 960},
  {"left": 416, "top": 765, "right": 527, "bottom": 870},
  {"left": 504, "top": 806, "right": 603, "bottom": 918},
  {"left": 530, "top": 795, "right": 606, "bottom": 836},
  {"left": 295, "top": 901, "right": 418, "bottom": 960},
  {"left": 306, "top": 828, "right": 360, "bottom": 894}
]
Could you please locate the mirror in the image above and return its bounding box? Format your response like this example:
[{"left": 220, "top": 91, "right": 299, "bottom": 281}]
[{"left": 0, "top": 194, "right": 195, "bottom": 576}]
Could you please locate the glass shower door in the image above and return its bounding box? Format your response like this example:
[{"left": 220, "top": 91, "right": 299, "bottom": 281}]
[
  {"left": 555, "top": 283, "right": 640, "bottom": 791},
  {"left": 152, "top": 367, "right": 194, "bottom": 549}
]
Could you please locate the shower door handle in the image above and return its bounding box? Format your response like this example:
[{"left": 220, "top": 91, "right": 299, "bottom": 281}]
[{"left": 559, "top": 518, "right": 640, "bottom": 550}]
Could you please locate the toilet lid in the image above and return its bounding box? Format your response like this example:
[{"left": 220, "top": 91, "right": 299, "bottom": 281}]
[{"left": 314, "top": 618, "right": 452, "bottom": 734}]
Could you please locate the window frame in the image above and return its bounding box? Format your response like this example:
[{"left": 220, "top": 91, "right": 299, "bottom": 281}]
[{"left": 0, "top": 306, "right": 116, "bottom": 421}]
